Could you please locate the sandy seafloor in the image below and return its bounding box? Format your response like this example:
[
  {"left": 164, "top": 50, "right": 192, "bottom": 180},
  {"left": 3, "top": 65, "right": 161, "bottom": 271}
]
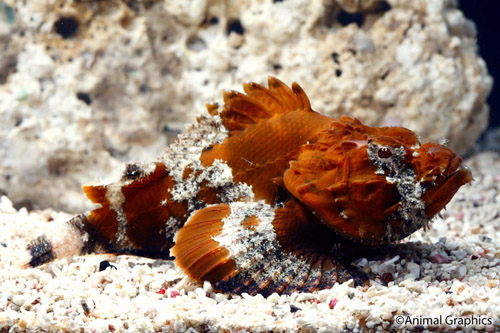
[{"left": 0, "top": 151, "right": 499, "bottom": 332}]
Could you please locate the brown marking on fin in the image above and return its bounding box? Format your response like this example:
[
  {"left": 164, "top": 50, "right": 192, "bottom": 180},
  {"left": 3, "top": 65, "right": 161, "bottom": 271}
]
[
  {"left": 298, "top": 256, "right": 324, "bottom": 292},
  {"left": 82, "top": 162, "right": 188, "bottom": 257},
  {"left": 120, "top": 162, "right": 186, "bottom": 254},
  {"left": 172, "top": 204, "right": 237, "bottom": 282},
  {"left": 291, "top": 81, "right": 311, "bottom": 110}
]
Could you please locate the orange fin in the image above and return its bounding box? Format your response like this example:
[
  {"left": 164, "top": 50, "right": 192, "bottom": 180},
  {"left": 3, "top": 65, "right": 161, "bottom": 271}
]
[
  {"left": 81, "top": 162, "right": 182, "bottom": 256},
  {"left": 171, "top": 204, "right": 237, "bottom": 283},
  {"left": 82, "top": 184, "right": 108, "bottom": 206},
  {"left": 173, "top": 200, "right": 368, "bottom": 296},
  {"left": 81, "top": 183, "right": 120, "bottom": 247},
  {"left": 220, "top": 76, "right": 312, "bottom": 131}
]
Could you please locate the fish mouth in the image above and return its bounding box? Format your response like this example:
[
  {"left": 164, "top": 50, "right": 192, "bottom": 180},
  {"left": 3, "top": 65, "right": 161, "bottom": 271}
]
[
  {"left": 422, "top": 161, "right": 472, "bottom": 218},
  {"left": 382, "top": 160, "right": 472, "bottom": 244}
]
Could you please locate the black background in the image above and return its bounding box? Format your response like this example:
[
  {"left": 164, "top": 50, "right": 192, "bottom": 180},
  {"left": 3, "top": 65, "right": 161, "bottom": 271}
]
[{"left": 458, "top": 1, "right": 500, "bottom": 129}]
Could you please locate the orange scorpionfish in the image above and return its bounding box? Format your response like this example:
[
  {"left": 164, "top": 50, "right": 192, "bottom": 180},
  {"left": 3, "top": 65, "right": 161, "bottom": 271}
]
[{"left": 23, "top": 77, "right": 472, "bottom": 296}]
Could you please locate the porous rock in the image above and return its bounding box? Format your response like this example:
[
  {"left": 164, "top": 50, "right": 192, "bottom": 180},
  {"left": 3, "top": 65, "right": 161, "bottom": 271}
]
[{"left": 0, "top": 0, "right": 492, "bottom": 211}]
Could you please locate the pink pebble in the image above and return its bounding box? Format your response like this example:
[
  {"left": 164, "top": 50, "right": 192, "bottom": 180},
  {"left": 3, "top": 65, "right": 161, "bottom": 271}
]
[
  {"left": 430, "top": 253, "right": 450, "bottom": 264},
  {"left": 329, "top": 298, "right": 338, "bottom": 309}
]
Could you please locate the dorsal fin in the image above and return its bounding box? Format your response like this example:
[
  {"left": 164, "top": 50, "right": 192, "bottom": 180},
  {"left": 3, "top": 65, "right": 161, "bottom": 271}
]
[{"left": 220, "top": 76, "right": 312, "bottom": 131}]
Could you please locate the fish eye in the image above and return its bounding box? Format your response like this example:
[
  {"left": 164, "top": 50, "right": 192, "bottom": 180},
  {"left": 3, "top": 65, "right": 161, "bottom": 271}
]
[{"left": 377, "top": 147, "right": 392, "bottom": 159}]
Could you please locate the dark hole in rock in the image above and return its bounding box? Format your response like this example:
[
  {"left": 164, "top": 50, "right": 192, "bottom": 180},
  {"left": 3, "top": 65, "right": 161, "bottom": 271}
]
[
  {"left": 335, "top": 69, "right": 342, "bottom": 77},
  {"left": 372, "top": 1, "right": 391, "bottom": 14},
  {"left": 54, "top": 17, "right": 79, "bottom": 39},
  {"left": 380, "top": 70, "right": 390, "bottom": 81},
  {"left": 227, "top": 19, "right": 244, "bottom": 35},
  {"left": 186, "top": 35, "right": 207, "bottom": 52},
  {"left": 0, "top": 55, "right": 17, "bottom": 84},
  {"left": 47, "top": 157, "right": 69, "bottom": 176},
  {"left": 76, "top": 92, "right": 92, "bottom": 105},
  {"left": 201, "top": 16, "right": 219, "bottom": 27},
  {"left": 273, "top": 0, "right": 285, "bottom": 2},
  {"left": 337, "top": 10, "right": 364, "bottom": 27},
  {"left": 272, "top": 63, "right": 282, "bottom": 70},
  {"left": 331, "top": 52, "right": 340, "bottom": 64}
]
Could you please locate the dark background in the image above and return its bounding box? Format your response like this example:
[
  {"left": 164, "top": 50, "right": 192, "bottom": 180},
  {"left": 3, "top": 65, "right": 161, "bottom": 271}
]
[{"left": 458, "top": 0, "right": 500, "bottom": 129}]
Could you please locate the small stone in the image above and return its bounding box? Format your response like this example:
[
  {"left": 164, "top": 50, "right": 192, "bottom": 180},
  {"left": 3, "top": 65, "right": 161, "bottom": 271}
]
[
  {"left": 485, "top": 280, "right": 498, "bottom": 288},
  {"left": 457, "top": 266, "right": 467, "bottom": 277},
  {"left": 381, "top": 272, "right": 394, "bottom": 283},
  {"left": 12, "top": 295, "right": 28, "bottom": 307},
  {"left": 451, "top": 250, "right": 467, "bottom": 260},
  {"left": 430, "top": 252, "right": 450, "bottom": 264},
  {"left": 406, "top": 262, "right": 421, "bottom": 279}
]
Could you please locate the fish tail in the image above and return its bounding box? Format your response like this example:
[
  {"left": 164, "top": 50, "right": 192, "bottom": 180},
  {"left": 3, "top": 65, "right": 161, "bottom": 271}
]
[
  {"left": 21, "top": 212, "right": 101, "bottom": 268},
  {"left": 21, "top": 161, "right": 186, "bottom": 268}
]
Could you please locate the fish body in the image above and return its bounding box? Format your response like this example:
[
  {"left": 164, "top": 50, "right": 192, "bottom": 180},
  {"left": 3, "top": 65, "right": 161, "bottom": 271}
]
[{"left": 24, "top": 77, "right": 472, "bottom": 296}]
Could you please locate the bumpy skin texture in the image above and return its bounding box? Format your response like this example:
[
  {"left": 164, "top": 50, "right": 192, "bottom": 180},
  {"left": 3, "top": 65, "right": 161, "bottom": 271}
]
[{"left": 23, "top": 77, "right": 472, "bottom": 296}]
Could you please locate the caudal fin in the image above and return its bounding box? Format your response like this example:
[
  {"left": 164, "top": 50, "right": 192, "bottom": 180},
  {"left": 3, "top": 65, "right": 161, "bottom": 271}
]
[{"left": 20, "top": 212, "right": 99, "bottom": 268}]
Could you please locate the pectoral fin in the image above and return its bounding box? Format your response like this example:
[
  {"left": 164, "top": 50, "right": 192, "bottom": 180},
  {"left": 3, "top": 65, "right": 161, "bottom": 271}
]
[
  {"left": 172, "top": 199, "right": 368, "bottom": 296},
  {"left": 171, "top": 204, "right": 237, "bottom": 282}
]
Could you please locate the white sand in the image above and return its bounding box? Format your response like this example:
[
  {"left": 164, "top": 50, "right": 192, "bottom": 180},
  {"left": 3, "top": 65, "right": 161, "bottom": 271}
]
[{"left": 0, "top": 152, "right": 499, "bottom": 332}]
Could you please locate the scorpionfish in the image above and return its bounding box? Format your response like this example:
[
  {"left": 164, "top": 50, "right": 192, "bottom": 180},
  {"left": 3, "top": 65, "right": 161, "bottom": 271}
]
[{"left": 23, "top": 77, "right": 472, "bottom": 296}]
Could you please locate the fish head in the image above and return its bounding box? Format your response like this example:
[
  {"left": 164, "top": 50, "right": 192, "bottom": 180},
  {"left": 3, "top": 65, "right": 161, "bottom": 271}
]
[{"left": 283, "top": 116, "right": 472, "bottom": 244}]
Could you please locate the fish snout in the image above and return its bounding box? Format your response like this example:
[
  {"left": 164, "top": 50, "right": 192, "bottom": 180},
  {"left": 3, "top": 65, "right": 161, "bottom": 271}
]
[{"left": 416, "top": 143, "right": 472, "bottom": 218}]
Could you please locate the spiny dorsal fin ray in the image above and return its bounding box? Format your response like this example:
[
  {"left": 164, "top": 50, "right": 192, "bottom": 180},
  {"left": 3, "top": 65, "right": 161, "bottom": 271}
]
[{"left": 220, "top": 76, "right": 312, "bottom": 131}]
